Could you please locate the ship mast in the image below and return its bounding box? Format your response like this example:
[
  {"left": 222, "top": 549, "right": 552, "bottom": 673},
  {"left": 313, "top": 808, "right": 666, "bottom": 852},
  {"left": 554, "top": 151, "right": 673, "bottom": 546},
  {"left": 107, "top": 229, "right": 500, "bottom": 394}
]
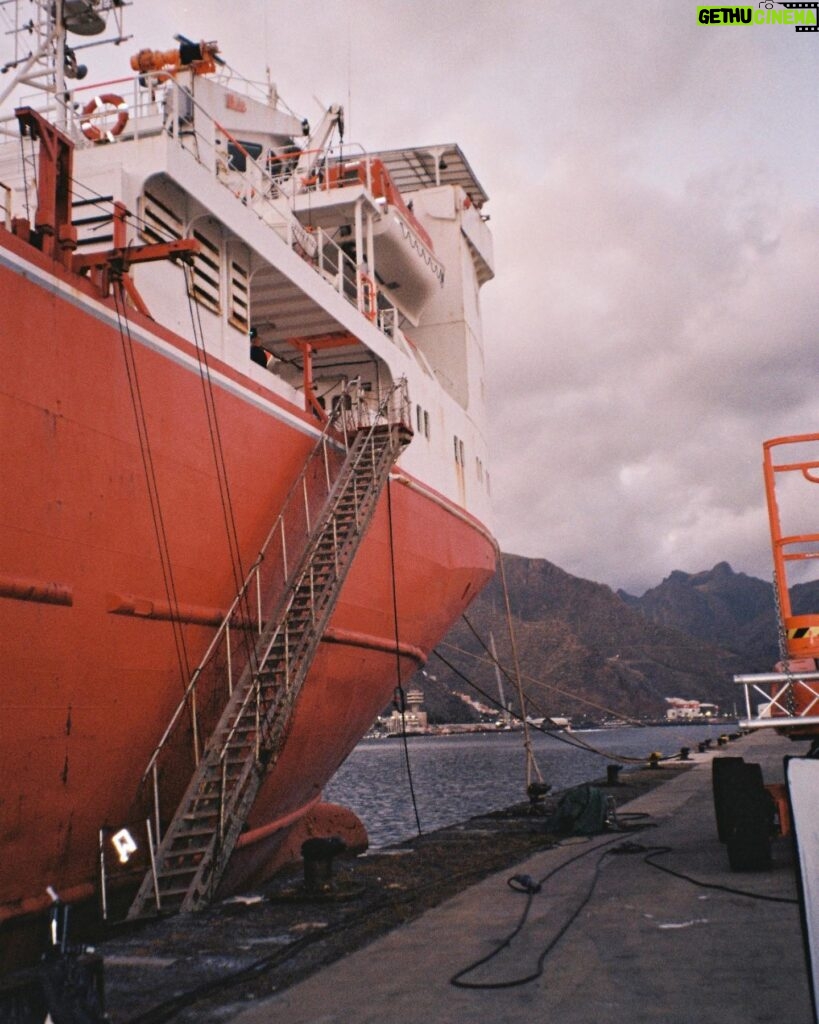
[{"left": 0, "top": 0, "right": 128, "bottom": 133}]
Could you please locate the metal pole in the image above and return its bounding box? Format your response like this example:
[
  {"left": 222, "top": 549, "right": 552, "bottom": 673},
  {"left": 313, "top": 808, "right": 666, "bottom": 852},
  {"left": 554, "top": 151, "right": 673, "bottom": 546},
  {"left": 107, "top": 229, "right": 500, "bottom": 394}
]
[
  {"left": 219, "top": 760, "right": 227, "bottom": 842},
  {"left": 734, "top": 670, "right": 819, "bottom": 684},
  {"left": 98, "top": 829, "right": 108, "bottom": 922},
  {"left": 146, "top": 818, "right": 161, "bottom": 911},
  {"left": 256, "top": 567, "right": 262, "bottom": 634},
  {"left": 226, "top": 621, "right": 233, "bottom": 696},
  {"left": 499, "top": 553, "right": 542, "bottom": 788},
  {"left": 303, "top": 477, "right": 311, "bottom": 533},
  {"left": 152, "top": 763, "right": 161, "bottom": 847},
  {"left": 255, "top": 679, "right": 261, "bottom": 761},
  {"left": 322, "top": 436, "right": 331, "bottom": 491},
  {"left": 191, "top": 686, "right": 200, "bottom": 766}
]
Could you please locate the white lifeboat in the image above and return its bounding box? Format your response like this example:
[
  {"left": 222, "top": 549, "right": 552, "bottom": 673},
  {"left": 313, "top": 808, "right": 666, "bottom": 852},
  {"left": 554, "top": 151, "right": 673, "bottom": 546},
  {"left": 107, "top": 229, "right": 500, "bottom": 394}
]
[
  {"left": 370, "top": 200, "right": 444, "bottom": 325},
  {"left": 296, "top": 158, "right": 445, "bottom": 325},
  {"left": 332, "top": 158, "right": 444, "bottom": 324}
]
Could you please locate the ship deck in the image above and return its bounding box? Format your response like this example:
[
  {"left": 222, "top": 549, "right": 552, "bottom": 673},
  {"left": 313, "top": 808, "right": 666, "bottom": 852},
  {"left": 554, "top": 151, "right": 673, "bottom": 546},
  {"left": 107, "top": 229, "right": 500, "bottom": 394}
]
[{"left": 89, "top": 728, "right": 812, "bottom": 1023}]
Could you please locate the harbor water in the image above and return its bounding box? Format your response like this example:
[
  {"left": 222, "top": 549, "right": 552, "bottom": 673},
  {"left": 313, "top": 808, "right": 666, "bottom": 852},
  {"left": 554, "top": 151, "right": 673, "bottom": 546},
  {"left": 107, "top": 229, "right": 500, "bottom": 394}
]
[{"left": 324, "top": 724, "right": 731, "bottom": 848}]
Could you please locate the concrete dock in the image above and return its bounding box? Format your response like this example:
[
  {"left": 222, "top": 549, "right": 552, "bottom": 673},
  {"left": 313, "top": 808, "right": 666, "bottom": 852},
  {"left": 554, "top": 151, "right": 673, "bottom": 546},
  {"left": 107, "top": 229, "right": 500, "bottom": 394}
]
[{"left": 224, "top": 730, "right": 813, "bottom": 1024}]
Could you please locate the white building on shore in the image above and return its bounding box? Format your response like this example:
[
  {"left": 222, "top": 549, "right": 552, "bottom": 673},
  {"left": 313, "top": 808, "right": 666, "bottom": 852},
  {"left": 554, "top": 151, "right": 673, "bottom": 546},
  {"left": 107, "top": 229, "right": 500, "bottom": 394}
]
[
  {"left": 386, "top": 686, "right": 429, "bottom": 735},
  {"left": 665, "top": 697, "right": 720, "bottom": 721}
]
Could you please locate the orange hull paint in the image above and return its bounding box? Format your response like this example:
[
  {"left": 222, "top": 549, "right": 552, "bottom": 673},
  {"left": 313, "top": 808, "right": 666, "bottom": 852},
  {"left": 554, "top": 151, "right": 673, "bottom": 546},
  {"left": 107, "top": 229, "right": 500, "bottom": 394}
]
[{"left": 0, "top": 233, "right": 496, "bottom": 930}]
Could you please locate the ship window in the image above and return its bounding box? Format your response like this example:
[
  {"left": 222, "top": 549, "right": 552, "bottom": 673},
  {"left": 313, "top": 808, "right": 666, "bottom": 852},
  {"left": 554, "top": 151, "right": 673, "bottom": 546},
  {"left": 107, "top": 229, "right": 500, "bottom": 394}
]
[
  {"left": 228, "top": 258, "right": 249, "bottom": 332},
  {"left": 424, "top": 411, "right": 430, "bottom": 439},
  {"left": 140, "top": 189, "right": 183, "bottom": 245},
  {"left": 416, "top": 404, "right": 423, "bottom": 433},
  {"left": 190, "top": 228, "right": 221, "bottom": 313},
  {"left": 227, "top": 141, "right": 263, "bottom": 173}
]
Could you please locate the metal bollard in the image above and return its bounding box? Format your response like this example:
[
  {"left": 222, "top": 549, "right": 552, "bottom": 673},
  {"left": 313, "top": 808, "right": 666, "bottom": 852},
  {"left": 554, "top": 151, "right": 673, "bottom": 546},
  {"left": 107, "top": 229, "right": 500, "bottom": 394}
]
[
  {"left": 301, "top": 836, "right": 346, "bottom": 893},
  {"left": 527, "top": 780, "right": 552, "bottom": 811},
  {"left": 606, "top": 764, "right": 622, "bottom": 786},
  {"left": 679, "top": 747, "right": 690, "bottom": 761}
]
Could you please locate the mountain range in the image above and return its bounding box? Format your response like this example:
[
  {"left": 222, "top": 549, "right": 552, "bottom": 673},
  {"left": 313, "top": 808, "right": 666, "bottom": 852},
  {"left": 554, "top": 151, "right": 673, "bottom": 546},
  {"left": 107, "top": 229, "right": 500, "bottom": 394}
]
[{"left": 415, "top": 554, "right": 819, "bottom": 725}]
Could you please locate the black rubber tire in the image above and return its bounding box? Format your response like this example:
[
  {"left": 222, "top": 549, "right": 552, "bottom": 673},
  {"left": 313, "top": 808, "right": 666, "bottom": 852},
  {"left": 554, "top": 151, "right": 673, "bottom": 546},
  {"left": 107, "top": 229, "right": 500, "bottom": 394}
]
[{"left": 712, "top": 756, "right": 746, "bottom": 843}]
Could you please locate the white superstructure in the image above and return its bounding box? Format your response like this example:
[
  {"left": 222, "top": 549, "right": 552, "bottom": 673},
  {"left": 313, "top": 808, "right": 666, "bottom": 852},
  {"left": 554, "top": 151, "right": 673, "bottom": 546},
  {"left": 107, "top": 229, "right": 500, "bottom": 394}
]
[{"left": 0, "top": 9, "right": 495, "bottom": 526}]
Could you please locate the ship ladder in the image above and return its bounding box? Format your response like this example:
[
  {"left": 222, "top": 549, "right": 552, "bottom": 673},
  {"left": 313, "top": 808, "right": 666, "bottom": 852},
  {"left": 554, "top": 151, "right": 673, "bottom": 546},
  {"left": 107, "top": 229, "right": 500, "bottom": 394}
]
[{"left": 127, "top": 385, "right": 412, "bottom": 919}]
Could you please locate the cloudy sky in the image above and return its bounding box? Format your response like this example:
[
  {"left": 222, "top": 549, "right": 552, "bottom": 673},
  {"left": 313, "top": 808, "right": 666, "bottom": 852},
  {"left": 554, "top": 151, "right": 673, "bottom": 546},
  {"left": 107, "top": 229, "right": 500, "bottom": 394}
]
[{"left": 42, "top": 1, "right": 819, "bottom": 593}]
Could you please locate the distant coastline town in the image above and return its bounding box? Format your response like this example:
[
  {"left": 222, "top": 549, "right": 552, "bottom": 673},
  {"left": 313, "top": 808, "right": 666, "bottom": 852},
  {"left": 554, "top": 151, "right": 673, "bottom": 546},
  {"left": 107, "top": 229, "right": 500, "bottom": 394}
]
[{"left": 366, "top": 687, "right": 731, "bottom": 738}]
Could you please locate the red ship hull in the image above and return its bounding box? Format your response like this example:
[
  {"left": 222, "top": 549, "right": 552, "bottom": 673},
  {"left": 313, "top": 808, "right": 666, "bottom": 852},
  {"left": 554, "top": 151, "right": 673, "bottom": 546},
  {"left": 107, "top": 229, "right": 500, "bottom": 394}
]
[{"left": 0, "top": 229, "right": 496, "bottom": 934}]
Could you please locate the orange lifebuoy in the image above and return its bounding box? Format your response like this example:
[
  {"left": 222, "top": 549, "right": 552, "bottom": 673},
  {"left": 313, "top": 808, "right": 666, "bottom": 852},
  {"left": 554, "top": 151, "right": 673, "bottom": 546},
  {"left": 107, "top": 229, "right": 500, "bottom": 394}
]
[{"left": 80, "top": 94, "right": 129, "bottom": 143}]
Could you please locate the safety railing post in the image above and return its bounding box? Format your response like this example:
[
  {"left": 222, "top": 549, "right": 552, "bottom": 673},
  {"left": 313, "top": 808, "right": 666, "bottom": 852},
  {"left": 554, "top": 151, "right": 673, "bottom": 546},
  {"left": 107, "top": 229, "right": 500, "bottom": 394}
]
[
  {"left": 255, "top": 566, "right": 262, "bottom": 634},
  {"left": 152, "top": 763, "right": 161, "bottom": 847},
  {"left": 352, "top": 475, "right": 361, "bottom": 527},
  {"left": 191, "top": 687, "right": 200, "bottom": 766},
  {"left": 219, "top": 760, "right": 227, "bottom": 842},
  {"left": 99, "top": 830, "right": 108, "bottom": 922},
  {"left": 316, "top": 228, "right": 324, "bottom": 276},
  {"left": 254, "top": 678, "right": 261, "bottom": 762},
  {"left": 226, "top": 622, "right": 233, "bottom": 696},
  {"left": 303, "top": 477, "right": 311, "bottom": 534},
  {"left": 322, "top": 436, "right": 331, "bottom": 491},
  {"left": 146, "top": 817, "right": 161, "bottom": 911}
]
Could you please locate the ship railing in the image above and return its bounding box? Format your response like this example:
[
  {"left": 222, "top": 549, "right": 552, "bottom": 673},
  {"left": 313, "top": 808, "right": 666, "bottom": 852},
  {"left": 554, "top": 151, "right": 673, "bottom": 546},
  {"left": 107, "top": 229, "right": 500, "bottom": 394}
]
[
  {"left": 734, "top": 669, "right": 819, "bottom": 731},
  {"left": 272, "top": 142, "right": 376, "bottom": 201},
  {"left": 139, "top": 377, "right": 410, "bottom": 842},
  {"left": 332, "top": 375, "right": 412, "bottom": 438},
  {"left": 207, "top": 378, "right": 412, "bottom": 768},
  {"left": 0, "top": 179, "right": 11, "bottom": 228},
  {"left": 3, "top": 71, "right": 406, "bottom": 350},
  {"left": 2, "top": 73, "right": 165, "bottom": 140},
  {"left": 149, "top": 75, "right": 403, "bottom": 350}
]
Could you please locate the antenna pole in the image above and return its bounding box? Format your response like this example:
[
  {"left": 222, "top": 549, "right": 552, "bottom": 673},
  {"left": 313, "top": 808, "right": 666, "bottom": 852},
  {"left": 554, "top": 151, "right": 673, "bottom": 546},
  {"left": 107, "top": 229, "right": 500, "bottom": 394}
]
[{"left": 54, "top": 0, "right": 67, "bottom": 130}]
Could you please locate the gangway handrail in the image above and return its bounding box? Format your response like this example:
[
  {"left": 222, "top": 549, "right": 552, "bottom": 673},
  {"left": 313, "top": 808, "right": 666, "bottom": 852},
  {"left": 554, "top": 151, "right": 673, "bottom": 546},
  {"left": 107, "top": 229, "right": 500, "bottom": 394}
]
[
  {"left": 140, "top": 382, "right": 350, "bottom": 782},
  {"left": 140, "top": 377, "right": 410, "bottom": 784},
  {"left": 212, "top": 379, "right": 411, "bottom": 767}
]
